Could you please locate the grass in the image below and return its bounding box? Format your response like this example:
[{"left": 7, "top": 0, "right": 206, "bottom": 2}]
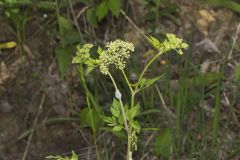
[{"left": 1, "top": 0, "right": 240, "bottom": 160}]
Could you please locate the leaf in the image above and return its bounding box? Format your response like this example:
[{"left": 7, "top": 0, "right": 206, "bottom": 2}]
[
  {"left": 0, "top": 41, "right": 17, "bottom": 49},
  {"left": 138, "top": 75, "right": 163, "bottom": 90},
  {"left": 58, "top": 16, "right": 73, "bottom": 35},
  {"left": 36, "top": 1, "right": 55, "bottom": 10},
  {"left": 129, "top": 103, "right": 141, "bottom": 119},
  {"left": 107, "top": 0, "right": 120, "bottom": 17},
  {"left": 111, "top": 99, "right": 121, "bottom": 118},
  {"left": 206, "top": 0, "right": 240, "bottom": 13},
  {"left": 111, "top": 104, "right": 120, "bottom": 117},
  {"left": 86, "top": 8, "right": 98, "bottom": 28},
  {"left": 79, "top": 0, "right": 92, "bottom": 5},
  {"left": 97, "top": 46, "right": 103, "bottom": 55},
  {"left": 132, "top": 120, "right": 140, "bottom": 132},
  {"left": 70, "top": 151, "right": 78, "bottom": 160},
  {"left": 79, "top": 107, "right": 101, "bottom": 132},
  {"left": 96, "top": 1, "right": 108, "bottom": 21},
  {"left": 234, "top": 65, "right": 240, "bottom": 85},
  {"left": 55, "top": 47, "right": 72, "bottom": 78},
  {"left": 102, "top": 116, "right": 116, "bottom": 124},
  {"left": 112, "top": 125, "right": 123, "bottom": 132},
  {"left": 147, "top": 36, "right": 161, "bottom": 49},
  {"left": 117, "top": 115, "right": 124, "bottom": 125},
  {"left": 62, "top": 31, "right": 82, "bottom": 47},
  {"left": 154, "top": 0, "right": 161, "bottom": 6},
  {"left": 154, "top": 128, "right": 172, "bottom": 157}
]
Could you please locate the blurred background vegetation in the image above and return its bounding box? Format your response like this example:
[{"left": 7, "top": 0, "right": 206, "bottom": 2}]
[{"left": 0, "top": 0, "right": 240, "bottom": 159}]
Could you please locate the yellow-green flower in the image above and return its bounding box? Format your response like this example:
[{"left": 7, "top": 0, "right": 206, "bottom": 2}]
[
  {"left": 147, "top": 33, "right": 188, "bottom": 55},
  {"left": 99, "top": 40, "right": 134, "bottom": 74},
  {"left": 72, "top": 44, "right": 94, "bottom": 64}
]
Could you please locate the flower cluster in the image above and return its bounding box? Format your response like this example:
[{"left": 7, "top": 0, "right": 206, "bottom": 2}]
[
  {"left": 165, "top": 33, "right": 188, "bottom": 54},
  {"left": 98, "top": 40, "right": 134, "bottom": 74},
  {"left": 72, "top": 40, "right": 134, "bottom": 75},
  {"left": 72, "top": 44, "right": 94, "bottom": 64},
  {"left": 148, "top": 33, "right": 188, "bottom": 55}
]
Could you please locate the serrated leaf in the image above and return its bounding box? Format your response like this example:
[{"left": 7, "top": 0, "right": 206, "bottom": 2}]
[
  {"left": 55, "top": 47, "right": 72, "bottom": 78},
  {"left": 86, "top": 8, "right": 98, "bottom": 28},
  {"left": 102, "top": 116, "right": 116, "bottom": 124},
  {"left": 111, "top": 104, "right": 120, "bottom": 117},
  {"left": 132, "top": 120, "right": 140, "bottom": 132},
  {"left": 117, "top": 115, "right": 124, "bottom": 125},
  {"left": 107, "top": 0, "right": 120, "bottom": 17},
  {"left": 129, "top": 103, "right": 141, "bottom": 119},
  {"left": 96, "top": 1, "right": 108, "bottom": 21},
  {"left": 112, "top": 125, "right": 123, "bottom": 132},
  {"left": 80, "top": 107, "right": 101, "bottom": 132},
  {"left": 147, "top": 36, "right": 161, "bottom": 49},
  {"left": 58, "top": 16, "right": 73, "bottom": 35},
  {"left": 139, "top": 75, "right": 163, "bottom": 90},
  {"left": 110, "top": 99, "right": 122, "bottom": 120}
]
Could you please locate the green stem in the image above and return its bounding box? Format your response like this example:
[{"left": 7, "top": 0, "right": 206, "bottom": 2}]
[
  {"left": 138, "top": 51, "right": 162, "bottom": 83},
  {"left": 121, "top": 70, "right": 135, "bottom": 109},
  {"left": 79, "top": 65, "right": 100, "bottom": 160},
  {"left": 107, "top": 71, "right": 129, "bottom": 130},
  {"left": 107, "top": 71, "right": 131, "bottom": 160}
]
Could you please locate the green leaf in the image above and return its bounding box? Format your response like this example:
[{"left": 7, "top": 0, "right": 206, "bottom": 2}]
[
  {"left": 70, "top": 151, "right": 78, "bottom": 160},
  {"left": 147, "top": 36, "right": 162, "bottom": 49},
  {"left": 112, "top": 125, "right": 123, "bottom": 132},
  {"left": 111, "top": 104, "right": 120, "bottom": 117},
  {"left": 55, "top": 47, "right": 72, "bottom": 78},
  {"left": 234, "top": 65, "right": 240, "bottom": 85},
  {"left": 138, "top": 75, "right": 163, "bottom": 90},
  {"left": 86, "top": 8, "right": 98, "bottom": 28},
  {"left": 107, "top": 0, "right": 120, "bottom": 17},
  {"left": 102, "top": 116, "right": 116, "bottom": 125},
  {"left": 58, "top": 16, "right": 73, "bottom": 35},
  {"left": 62, "top": 31, "right": 82, "bottom": 47},
  {"left": 117, "top": 115, "right": 124, "bottom": 125},
  {"left": 206, "top": 0, "right": 240, "bottom": 13},
  {"left": 111, "top": 99, "right": 121, "bottom": 118},
  {"left": 154, "top": 0, "right": 161, "bottom": 6},
  {"left": 97, "top": 46, "right": 103, "bottom": 55},
  {"left": 154, "top": 128, "right": 172, "bottom": 157},
  {"left": 96, "top": 1, "right": 108, "bottom": 21},
  {"left": 129, "top": 103, "right": 141, "bottom": 119},
  {"left": 79, "top": 108, "right": 101, "bottom": 132},
  {"left": 132, "top": 120, "right": 140, "bottom": 132},
  {"left": 79, "top": 0, "right": 92, "bottom": 5},
  {"left": 36, "top": 1, "right": 55, "bottom": 10}
]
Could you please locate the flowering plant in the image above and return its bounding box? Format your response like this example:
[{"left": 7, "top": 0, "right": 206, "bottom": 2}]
[{"left": 73, "top": 33, "right": 188, "bottom": 160}]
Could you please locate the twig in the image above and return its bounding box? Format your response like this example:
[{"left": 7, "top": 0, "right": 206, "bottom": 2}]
[
  {"left": 228, "top": 23, "right": 240, "bottom": 60},
  {"left": 120, "top": 9, "right": 148, "bottom": 43},
  {"left": 68, "top": 0, "right": 84, "bottom": 42},
  {"left": 155, "top": 84, "right": 176, "bottom": 119},
  {"left": 21, "top": 94, "right": 46, "bottom": 160}
]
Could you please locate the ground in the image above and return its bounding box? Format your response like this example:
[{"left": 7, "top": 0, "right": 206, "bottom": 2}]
[{"left": 0, "top": 0, "right": 240, "bottom": 159}]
